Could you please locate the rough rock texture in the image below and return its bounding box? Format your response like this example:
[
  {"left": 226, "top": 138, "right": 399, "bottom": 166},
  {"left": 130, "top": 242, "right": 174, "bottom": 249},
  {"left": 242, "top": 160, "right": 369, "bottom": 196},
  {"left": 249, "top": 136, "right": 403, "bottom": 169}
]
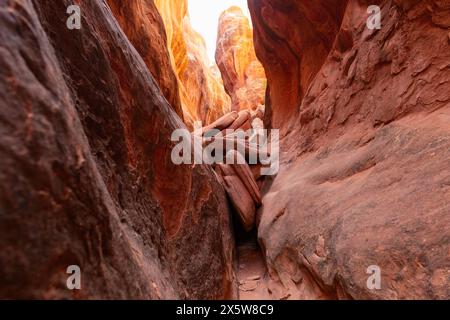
[
  {"left": 249, "top": 0, "right": 450, "bottom": 299},
  {"left": 217, "top": 155, "right": 261, "bottom": 233},
  {"left": 216, "top": 6, "right": 267, "bottom": 112},
  {"left": 155, "top": 0, "right": 231, "bottom": 127},
  {"left": 249, "top": 0, "right": 348, "bottom": 133},
  {"left": 0, "top": 0, "right": 236, "bottom": 299},
  {"left": 106, "top": 0, "right": 183, "bottom": 119}
]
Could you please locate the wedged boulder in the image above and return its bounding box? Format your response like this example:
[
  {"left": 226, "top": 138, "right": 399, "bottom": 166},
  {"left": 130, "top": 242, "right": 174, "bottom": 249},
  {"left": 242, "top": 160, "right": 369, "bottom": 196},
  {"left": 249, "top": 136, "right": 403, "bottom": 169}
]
[
  {"left": 216, "top": 149, "right": 263, "bottom": 232},
  {"left": 0, "top": 0, "right": 235, "bottom": 299},
  {"left": 251, "top": 105, "right": 265, "bottom": 122},
  {"left": 218, "top": 165, "right": 256, "bottom": 232},
  {"left": 229, "top": 110, "right": 252, "bottom": 131},
  {"left": 226, "top": 151, "right": 262, "bottom": 207},
  {"left": 204, "top": 111, "right": 239, "bottom": 133}
]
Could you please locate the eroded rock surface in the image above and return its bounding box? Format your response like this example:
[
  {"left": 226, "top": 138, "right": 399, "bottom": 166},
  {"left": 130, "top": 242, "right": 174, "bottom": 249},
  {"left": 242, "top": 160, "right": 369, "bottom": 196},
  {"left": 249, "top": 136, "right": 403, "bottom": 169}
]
[
  {"left": 194, "top": 108, "right": 267, "bottom": 235},
  {"left": 249, "top": 0, "right": 450, "bottom": 299},
  {"left": 249, "top": 0, "right": 348, "bottom": 133},
  {"left": 0, "top": 0, "right": 235, "bottom": 299},
  {"left": 107, "top": 0, "right": 183, "bottom": 119},
  {"left": 155, "top": 0, "right": 231, "bottom": 127},
  {"left": 2, "top": 0, "right": 448, "bottom": 301},
  {"left": 216, "top": 6, "right": 267, "bottom": 112}
]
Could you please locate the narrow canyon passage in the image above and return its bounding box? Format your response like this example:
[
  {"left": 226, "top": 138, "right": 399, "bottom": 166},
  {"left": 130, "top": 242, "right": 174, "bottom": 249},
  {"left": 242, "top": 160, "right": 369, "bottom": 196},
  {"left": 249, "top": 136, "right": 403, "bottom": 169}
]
[
  {"left": 236, "top": 229, "right": 271, "bottom": 300},
  {"left": 153, "top": 1, "right": 274, "bottom": 299},
  {"left": 0, "top": 0, "right": 449, "bottom": 300}
]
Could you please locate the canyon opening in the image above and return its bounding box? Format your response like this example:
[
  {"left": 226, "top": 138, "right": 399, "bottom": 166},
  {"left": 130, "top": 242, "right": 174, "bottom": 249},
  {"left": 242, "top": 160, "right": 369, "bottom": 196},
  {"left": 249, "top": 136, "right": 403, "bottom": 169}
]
[{"left": 0, "top": 0, "right": 449, "bottom": 307}]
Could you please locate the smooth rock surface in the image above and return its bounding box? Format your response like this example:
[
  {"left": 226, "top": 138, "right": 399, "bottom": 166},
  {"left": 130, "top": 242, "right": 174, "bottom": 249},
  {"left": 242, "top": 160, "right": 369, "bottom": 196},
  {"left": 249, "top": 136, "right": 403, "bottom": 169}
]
[
  {"left": 249, "top": 0, "right": 348, "bottom": 133},
  {"left": 155, "top": 0, "right": 231, "bottom": 127},
  {"left": 249, "top": 0, "right": 450, "bottom": 299},
  {"left": 0, "top": 0, "right": 236, "bottom": 299},
  {"left": 216, "top": 6, "right": 267, "bottom": 112}
]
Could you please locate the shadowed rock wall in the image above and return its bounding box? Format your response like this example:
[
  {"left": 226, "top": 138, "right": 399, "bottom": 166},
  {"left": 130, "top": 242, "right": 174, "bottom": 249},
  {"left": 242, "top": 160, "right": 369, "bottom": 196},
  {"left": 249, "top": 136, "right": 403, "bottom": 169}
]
[
  {"left": 249, "top": 0, "right": 450, "bottom": 299},
  {"left": 0, "top": 0, "right": 235, "bottom": 299}
]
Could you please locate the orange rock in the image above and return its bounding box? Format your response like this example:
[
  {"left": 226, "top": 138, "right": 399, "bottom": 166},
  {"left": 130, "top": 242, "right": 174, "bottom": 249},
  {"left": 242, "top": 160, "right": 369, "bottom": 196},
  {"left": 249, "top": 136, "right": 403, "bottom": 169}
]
[
  {"left": 0, "top": 0, "right": 236, "bottom": 299},
  {"left": 217, "top": 164, "right": 256, "bottom": 232},
  {"left": 201, "top": 111, "right": 239, "bottom": 134},
  {"left": 251, "top": 105, "right": 264, "bottom": 121},
  {"left": 217, "top": 151, "right": 262, "bottom": 231},
  {"left": 107, "top": 0, "right": 183, "bottom": 119},
  {"left": 227, "top": 151, "right": 262, "bottom": 206},
  {"left": 155, "top": 0, "right": 231, "bottom": 127},
  {"left": 229, "top": 110, "right": 251, "bottom": 130},
  {"left": 248, "top": 0, "right": 347, "bottom": 133},
  {"left": 223, "top": 175, "right": 255, "bottom": 232},
  {"left": 216, "top": 6, "right": 267, "bottom": 112},
  {"left": 249, "top": 0, "right": 450, "bottom": 299}
]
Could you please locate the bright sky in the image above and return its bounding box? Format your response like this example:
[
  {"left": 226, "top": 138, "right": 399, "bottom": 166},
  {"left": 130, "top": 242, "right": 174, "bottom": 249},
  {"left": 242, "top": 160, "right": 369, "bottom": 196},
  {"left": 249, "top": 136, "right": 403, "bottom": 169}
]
[{"left": 188, "top": 0, "right": 250, "bottom": 63}]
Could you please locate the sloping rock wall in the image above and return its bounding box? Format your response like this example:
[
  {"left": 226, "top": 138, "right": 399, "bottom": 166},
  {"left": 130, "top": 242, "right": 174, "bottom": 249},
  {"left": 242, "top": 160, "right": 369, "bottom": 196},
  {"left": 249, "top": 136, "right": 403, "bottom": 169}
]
[
  {"left": 249, "top": 0, "right": 450, "bottom": 299},
  {"left": 0, "top": 0, "right": 235, "bottom": 299}
]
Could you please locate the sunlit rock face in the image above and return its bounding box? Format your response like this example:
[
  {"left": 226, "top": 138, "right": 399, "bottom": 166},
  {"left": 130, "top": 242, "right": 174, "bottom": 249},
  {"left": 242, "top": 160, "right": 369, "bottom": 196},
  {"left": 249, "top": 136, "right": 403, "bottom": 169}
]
[
  {"left": 155, "top": 0, "right": 231, "bottom": 127},
  {"left": 216, "top": 6, "right": 267, "bottom": 112},
  {"left": 107, "top": 0, "right": 183, "bottom": 120},
  {"left": 249, "top": 0, "right": 450, "bottom": 299},
  {"left": 0, "top": 0, "right": 235, "bottom": 299}
]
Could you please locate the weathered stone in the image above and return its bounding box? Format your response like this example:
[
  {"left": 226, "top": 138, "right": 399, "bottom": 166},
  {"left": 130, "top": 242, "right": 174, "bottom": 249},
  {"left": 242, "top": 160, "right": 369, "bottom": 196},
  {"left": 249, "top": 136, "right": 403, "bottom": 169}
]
[
  {"left": 0, "top": 0, "right": 236, "bottom": 300},
  {"left": 221, "top": 171, "right": 256, "bottom": 232},
  {"left": 249, "top": 0, "right": 450, "bottom": 299},
  {"left": 229, "top": 110, "right": 251, "bottom": 130},
  {"left": 205, "top": 111, "right": 239, "bottom": 132},
  {"left": 225, "top": 151, "right": 262, "bottom": 207},
  {"left": 216, "top": 6, "right": 267, "bottom": 112},
  {"left": 248, "top": 0, "right": 347, "bottom": 134},
  {"left": 155, "top": 0, "right": 231, "bottom": 127},
  {"left": 107, "top": 0, "right": 183, "bottom": 119}
]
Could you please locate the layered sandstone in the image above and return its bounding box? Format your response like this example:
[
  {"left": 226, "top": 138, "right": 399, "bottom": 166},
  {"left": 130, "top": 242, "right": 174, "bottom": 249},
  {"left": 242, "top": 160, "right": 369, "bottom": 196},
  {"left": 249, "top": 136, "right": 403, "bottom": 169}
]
[
  {"left": 216, "top": 6, "right": 267, "bottom": 112},
  {"left": 155, "top": 0, "right": 231, "bottom": 127},
  {"left": 0, "top": 0, "right": 235, "bottom": 299},
  {"left": 194, "top": 109, "right": 266, "bottom": 234},
  {"left": 249, "top": 0, "right": 450, "bottom": 299}
]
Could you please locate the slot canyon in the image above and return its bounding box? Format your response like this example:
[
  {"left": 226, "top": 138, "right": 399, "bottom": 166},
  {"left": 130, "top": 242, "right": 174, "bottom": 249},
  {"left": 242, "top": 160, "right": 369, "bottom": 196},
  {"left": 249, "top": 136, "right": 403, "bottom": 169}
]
[{"left": 0, "top": 0, "right": 449, "bottom": 300}]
